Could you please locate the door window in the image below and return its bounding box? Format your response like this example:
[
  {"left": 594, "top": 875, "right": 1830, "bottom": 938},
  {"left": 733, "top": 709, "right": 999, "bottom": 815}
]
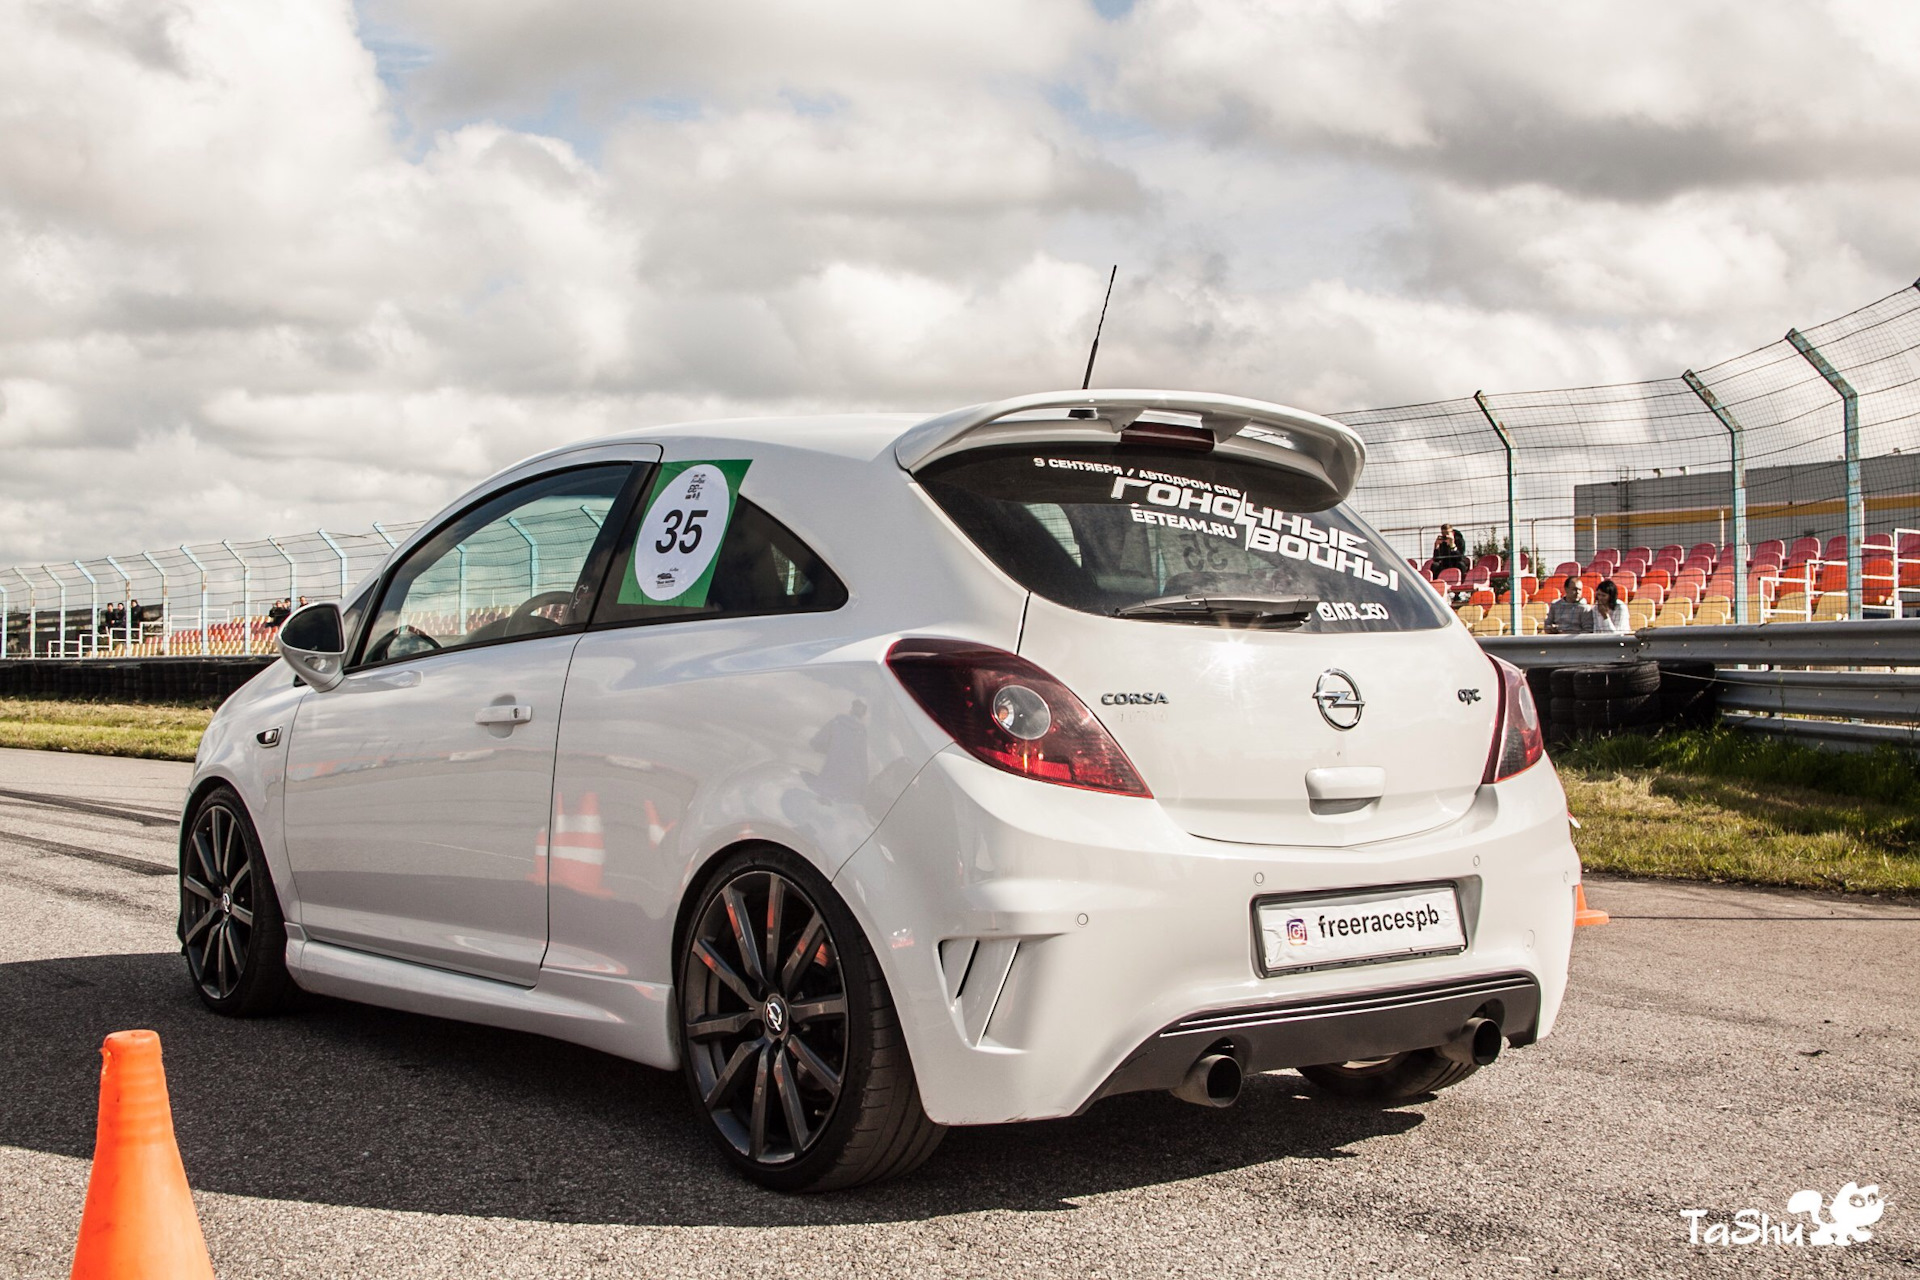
[{"left": 359, "top": 465, "right": 633, "bottom": 666}]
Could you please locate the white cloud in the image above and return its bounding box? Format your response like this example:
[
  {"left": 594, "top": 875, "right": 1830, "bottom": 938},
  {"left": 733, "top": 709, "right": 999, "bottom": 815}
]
[{"left": 1, "top": 0, "right": 1917, "bottom": 571}]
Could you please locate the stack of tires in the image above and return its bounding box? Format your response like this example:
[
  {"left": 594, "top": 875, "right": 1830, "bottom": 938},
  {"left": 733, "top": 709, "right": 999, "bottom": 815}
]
[{"left": 1546, "top": 660, "right": 1662, "bottom": 740}]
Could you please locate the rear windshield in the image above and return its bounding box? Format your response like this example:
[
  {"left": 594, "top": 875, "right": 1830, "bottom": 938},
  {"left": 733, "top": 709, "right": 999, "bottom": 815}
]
[{"left": 918, "top": 443, "right": 1449, "bottom": 633}]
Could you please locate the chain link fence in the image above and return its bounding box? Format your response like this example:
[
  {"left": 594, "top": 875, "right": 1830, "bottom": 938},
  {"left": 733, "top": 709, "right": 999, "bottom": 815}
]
[
  {"left": 0, "top": 523, "right": 423, "bottom": 658},
  {"left": 5, "top": 284, "right": 1920, "bottom": 657}
]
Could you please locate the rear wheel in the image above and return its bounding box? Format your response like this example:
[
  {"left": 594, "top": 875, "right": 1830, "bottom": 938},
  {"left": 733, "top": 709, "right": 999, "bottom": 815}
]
[
  {"left": 1298, "top": 1049, "right": 1478, "bottom": 1101},
  {"left": 179, "top": 786, "right": 295, "bottom": 1016},
  {"left": 678, "top": 848, "right": 943, "bottom": 1191}
]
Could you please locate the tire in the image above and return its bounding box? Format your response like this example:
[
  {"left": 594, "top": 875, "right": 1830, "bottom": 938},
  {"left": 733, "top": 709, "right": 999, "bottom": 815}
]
[
  {"left": 1574, "top": 692, "right": 1657, "bottom": 729},
  {"left": 1298, "top": 1049, "right": 1478, "bottom": 1101},
  {"left": 1549, "top": 667, "right": 1580, "bottom": 699},
  {"left": 1658, "top": 661, "right": 1718, "bottom": 727},
  {"left": 677, "top": 846, "right": 943, "bottom": 1192},
  {"left": 1571, "top": 660, "right": 1660, "bottom": 699},
  {"left": 178, "top": 785, "right": 296, "bottom": 1016}
]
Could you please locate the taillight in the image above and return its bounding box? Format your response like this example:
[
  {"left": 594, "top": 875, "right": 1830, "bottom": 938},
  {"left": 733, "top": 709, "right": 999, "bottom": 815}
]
[
  {"left": 1482, "top": 654, "right": 1544, "bottom": 783},
  {"left": 885, "top": 638, "right": 1152, "bottom": 798}
]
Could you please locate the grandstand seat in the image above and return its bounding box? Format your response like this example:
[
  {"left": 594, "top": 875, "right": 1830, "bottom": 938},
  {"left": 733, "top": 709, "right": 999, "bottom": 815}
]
[
  {"left": 1626, "top": 599, "right": 1658, "bottom": 630},
  {"left": 1863, "top": 535, "right": 1893, "bottom": 555},
  {"left": 1689, "top": 542, "right": 1718, "bottom": 563},
  {"left": 1902, "top": 561, "right": 1920, "bottom": 588},
  {"left": 1470, "top": 589, "right": 1496, "bottom": 608},
  {"left": 1899, "top": 532, "right": 1920, "bottom": 556},
  {"left": 1522, "top": 601, "right": 1550, "bottom": 630},
  {"left": 1455, "top": 603, "right": 1485, "bottom": 625},
  {"left": 1752, "top": 538, "right": 1784, "bottom": 561},
  {"left": 1517, "top": 613, "right": 1542, "bottom": 636},
  {"left": 1864, "top": 558, "right": 1895, "bottom": 606},
  {"left": 1814, "top": 562, "right": 1847, "bottom": 593},
  {"left": 1627, "top": 546, "right": 1652, "bottom": 562},
  {"left": 1652, "top": 600, "right": 1693, "bottom": 628},
  {"left": 1813, "top": 593, "right": 1849, "bottom": 622},
  {"left": 1470, "top": 615, "right": 1508, "bottom": 637},
  {"left": 1581, "top": 572, "right": 1603, "bottom": 596},
  {"left": 1823, "top": 536, "right": 1849, "bottom": 562},
  {"left": 1788, "top": 536, "right": 1820, "bottom": 564},
  {"left": 1769, "top": 590, "right": 1810, "bottom": 622},
  {"left": 1437, "top": 567, "right": 1462, "bottom": 586},
  {"left": 1632, "top": 583, "right": 1665, "bottom": 607},
  {"left": 1640, "top": 568, "right": 1671, "bottom": 590},
  {"left": 1474, "top": 554, "right": 1502, "bottom": 573},
  {"left": 1466, "top": 567, "right": 1492, "bottom": 587},
  {"left": 1672, "top": 581, "right": 1702, "bottom": 605},
  {"left": 1610, "top": 571, "right": 1638, "bottom": 595},
  {"left": 1554, "top": 561, "right": 1582, "bottom": 578}
]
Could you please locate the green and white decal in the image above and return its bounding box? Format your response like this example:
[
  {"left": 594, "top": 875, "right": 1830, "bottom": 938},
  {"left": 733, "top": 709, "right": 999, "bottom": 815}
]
[{"left": 619, "top": 459, "right": 752, "bottom": 607}]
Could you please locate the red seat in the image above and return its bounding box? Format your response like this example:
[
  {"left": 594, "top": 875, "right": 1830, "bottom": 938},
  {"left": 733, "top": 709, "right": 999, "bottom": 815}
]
[
  {"left": 1823, "top": 536, "right": 1849, "bottom": 562},
  {"left": 1640, "top": 568, "right": 1672, "bottom": 590},
  {"left": 1632, "top": 583, "right": 1665, "bottom": 606},
  {"left": 1864, "top": 558, "right": 1895, "bottom": 606},
  {"left": 1899, "top": 533, "right": 1920, "bottom": 556},
  {"left": 1788, "top": 536, "right": 1820, "bottom": 563},
  {"left": 1438, "top": 567, "right": 1462, "bottom": 586},
  {"left": 1689, "top": 542, "right": 1718, "bottom": 562},
  {"left": 1814, "top": 562, "right": 1847, "bottom": 593},
  {"left": 1470, "top": 589, "right": 1496, "bottom": 608},
  {"left": 1554, "top": 561, "right": 1582, "bottom": 578}
]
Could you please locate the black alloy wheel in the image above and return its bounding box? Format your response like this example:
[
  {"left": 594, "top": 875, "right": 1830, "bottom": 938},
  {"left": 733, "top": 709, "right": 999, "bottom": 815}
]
[
  {"left": 678, "top": 849, "right": 943, "bottom": 1191},
  {"left": 179, "top": 787, "right": 294, "bottom": 1016},
  {"left": 683, "top": 867, "right": 850, "bottom": 1166}
]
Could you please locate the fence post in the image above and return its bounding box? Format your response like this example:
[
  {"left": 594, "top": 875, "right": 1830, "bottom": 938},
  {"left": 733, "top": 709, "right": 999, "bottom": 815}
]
[
  {"left": 140, "top": 551, "right": 169, "bottom": 656},
  {"left": 316, "top": 530, "right": 349, "bottom": 601},
  {"left": 222, "top": 541, "right": 250, "bottom": 654},
  {"left": 0, "top": 579, "right": 8, "bottom": 659},
  {"left": 1682, "top": 370, "right": 1750, "bottom": 623},
  {"left": 1472, "top": 391, "right": 1521, "bottom": 635},
  {"left": 1786, "top": 329, "right": 1863, "bottom": 619},
  {"left": 179, "top": 545, "right": 210, "bottom": 656},
  {"left": 20, "top": 570, "right": 37, "bottom": 657},
  {"left": 372, "top": 522, "right": 399, "bottom": 549},
  {"left": 506, "top": 516, "right": 539, "bottom": 594},
  {"left": 268, "top": 537, "right": 297, "bottom": 607},
  {"left": 48, "top": 568, "right": 68, "bottom": 659},
  {"left": 104, "top": 557, "right": 133, "bottom": 650},
  {"left": 72, "top": 561, "right": 99, "bottom": 657}
]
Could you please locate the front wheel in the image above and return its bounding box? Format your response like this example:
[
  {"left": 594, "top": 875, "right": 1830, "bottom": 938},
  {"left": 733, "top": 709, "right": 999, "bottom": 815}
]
[
  {"left": 1297, "top": 1049, "right": 1478, "bottom": 1101},
  {"left": 677, "top": 848, "right": 943, "bottom": 1191},
  {"left": 179, "top": 786, "right": 295, "bottom": 1016}
]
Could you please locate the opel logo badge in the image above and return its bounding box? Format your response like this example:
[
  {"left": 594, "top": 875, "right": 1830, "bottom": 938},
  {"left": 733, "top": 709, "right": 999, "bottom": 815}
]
[
  {"left": 764, "top": 994, "right": 788, "bottom": 1037},
  {"left": 1313, "top": 669, "right": 1365, "bottom": 730}
]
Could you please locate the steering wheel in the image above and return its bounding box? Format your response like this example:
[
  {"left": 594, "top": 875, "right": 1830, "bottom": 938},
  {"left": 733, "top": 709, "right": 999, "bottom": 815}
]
[
  {"left": 510, "top": 591, "right": 575, "bottom": 631},
  {"left": 368, "top": 624, "right": 441, "bottom": 663}
]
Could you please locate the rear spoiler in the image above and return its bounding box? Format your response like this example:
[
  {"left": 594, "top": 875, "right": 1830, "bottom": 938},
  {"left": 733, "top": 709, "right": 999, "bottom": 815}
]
[{"left": 893, "top": 390, "right": 1366, "bottom": 505}]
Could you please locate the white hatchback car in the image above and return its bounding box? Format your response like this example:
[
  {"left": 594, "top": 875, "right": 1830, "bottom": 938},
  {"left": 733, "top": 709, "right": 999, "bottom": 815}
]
[{"left": 180, "top": 390, "right": 1579, "bottom": 1191}]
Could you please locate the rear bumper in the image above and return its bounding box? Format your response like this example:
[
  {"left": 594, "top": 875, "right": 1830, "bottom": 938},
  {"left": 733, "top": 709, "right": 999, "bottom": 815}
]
[
  {"left": 1091, "top": 971, "right": 1541, "bottom": 1103},
  {"left": 832, "top": 747, "right": 1579, "bottom": 1126}
]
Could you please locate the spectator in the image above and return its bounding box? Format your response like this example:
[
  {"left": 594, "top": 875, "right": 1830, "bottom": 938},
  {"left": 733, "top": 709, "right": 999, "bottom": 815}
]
[
  {"left": 1431, "top": 523, "right": 1469, "bottom": 576},
  {"left": 1591, "top": 579, "right": 1631, "bottom": 633},
  {"left": 1545, "top": 577, "right": 1593, "bottom": 634},
  {"left": 266, "top": 598, "right": 291, "bottom": 627},
  {"left": 296, "top": 595, "right": 310, "bottom": 609}
]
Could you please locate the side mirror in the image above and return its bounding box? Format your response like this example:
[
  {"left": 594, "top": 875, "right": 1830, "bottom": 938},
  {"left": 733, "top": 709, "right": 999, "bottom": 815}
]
[{"left": 277, "top": 602, "right": 347, "bottom": 692}]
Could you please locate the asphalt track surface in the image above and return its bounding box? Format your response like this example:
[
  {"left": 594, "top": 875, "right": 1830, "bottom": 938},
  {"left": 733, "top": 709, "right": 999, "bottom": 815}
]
[{"left": 0, "top": 744, "right": 1915, "bottom": 1279}]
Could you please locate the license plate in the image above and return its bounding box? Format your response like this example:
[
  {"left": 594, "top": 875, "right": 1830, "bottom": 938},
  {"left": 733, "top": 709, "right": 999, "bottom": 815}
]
[{"left": 1254, "top": 885, "right": 1465, "bottom": 975}]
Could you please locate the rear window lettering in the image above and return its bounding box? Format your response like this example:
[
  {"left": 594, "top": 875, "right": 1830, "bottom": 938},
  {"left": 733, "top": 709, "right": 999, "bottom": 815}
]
[{"left": 917, "top": 444, "right": 1448, "bottom": 633}]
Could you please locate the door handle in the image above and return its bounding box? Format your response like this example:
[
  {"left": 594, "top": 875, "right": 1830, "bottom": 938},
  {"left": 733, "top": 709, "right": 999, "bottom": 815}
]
[
  {"left": 1305, "top": 766, "right": 1385, "bottom": 802},
  {"left": 475, "top": 704, "right": 533, "bottom": 726}
]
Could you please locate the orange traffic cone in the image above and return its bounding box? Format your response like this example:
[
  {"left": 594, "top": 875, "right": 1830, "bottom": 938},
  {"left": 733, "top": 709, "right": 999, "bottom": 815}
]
[
  {"left": 1573, "top": 883, "right": 1609, "bottom": 927},
  {"left": 70, "top": 1030, "right": 215, "bottom": 1280}
]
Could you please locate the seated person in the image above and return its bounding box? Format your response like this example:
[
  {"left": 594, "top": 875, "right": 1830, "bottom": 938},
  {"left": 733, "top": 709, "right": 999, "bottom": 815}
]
[
  {"left": 1590, "top": 579, "right": 1631, "bottom": 633},
  {"left": 1431, "top": 523, "right": 1469, "bottom": 576},
  {"left": 1544, "top": 578, "right": 1592, "bottom": 634}
]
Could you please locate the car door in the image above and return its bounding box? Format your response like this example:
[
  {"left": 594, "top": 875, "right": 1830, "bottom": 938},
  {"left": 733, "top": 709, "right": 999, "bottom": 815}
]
[{"left": 282, "top": 459, "right": 649, "bottom": 985}]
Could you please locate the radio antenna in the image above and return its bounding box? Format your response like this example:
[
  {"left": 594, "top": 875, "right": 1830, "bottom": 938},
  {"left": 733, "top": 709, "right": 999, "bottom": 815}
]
[{"left": 1080, "top": 264, "right": 1118, "bottom": 390}]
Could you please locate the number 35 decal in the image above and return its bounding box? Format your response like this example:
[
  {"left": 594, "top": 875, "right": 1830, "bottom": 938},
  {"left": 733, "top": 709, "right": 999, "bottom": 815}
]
[
  {"left": 654, "top": 508, "right": 710, "bottom": 555},
  {"left": 621, "top": 460, "right": 753, "bottom": 608}
]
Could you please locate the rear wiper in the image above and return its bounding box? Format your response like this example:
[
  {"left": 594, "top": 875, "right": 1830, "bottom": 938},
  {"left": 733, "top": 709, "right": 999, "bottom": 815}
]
[{"left": 1114, "top": 594, "right": 1318, "bottom": 629}]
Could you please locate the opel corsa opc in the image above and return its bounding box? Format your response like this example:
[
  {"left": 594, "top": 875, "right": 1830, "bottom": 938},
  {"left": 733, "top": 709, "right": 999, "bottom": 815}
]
[{"left": 179, "top": 391, "right": 1580, "bottom": 1191}]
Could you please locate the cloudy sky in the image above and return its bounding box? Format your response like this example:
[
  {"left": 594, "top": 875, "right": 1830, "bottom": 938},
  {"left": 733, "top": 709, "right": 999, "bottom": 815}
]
[{"left": 3, "top": 0, "right": 1918, "bottom": 565}]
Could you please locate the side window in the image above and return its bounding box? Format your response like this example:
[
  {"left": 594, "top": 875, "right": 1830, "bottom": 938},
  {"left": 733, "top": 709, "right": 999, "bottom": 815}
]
[
  {"left": 595, "top": 492, "right": 847, "bottom": 628},
  {"left": 359, "top": 465, "right": 632, "bottom": 666}
]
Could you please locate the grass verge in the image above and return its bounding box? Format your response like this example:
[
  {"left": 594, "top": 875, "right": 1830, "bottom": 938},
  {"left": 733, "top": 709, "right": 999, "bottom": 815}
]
[
  {"left": 0, "top": 699, "right": 212, "bottom": 762},
  {"left": 1557, "top": 728, "right": 1920, "bottom": 896}
]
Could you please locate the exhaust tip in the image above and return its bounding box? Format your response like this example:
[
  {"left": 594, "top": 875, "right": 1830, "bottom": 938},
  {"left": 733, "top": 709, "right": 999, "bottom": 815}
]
[
  {"left": 1171, "top": 1052, "right": 1242, "bottom": 1108},
  {"left": 1440, "top": 1016, "right": 1504, "bottom": 1067}
]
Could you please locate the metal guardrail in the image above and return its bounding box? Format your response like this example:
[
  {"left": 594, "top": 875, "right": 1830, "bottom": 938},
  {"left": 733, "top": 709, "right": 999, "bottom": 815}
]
[
  {"left": 1481, "top": 618, "right": 1920, "bottom": 752},
  {"left": 1480, "top": 618, "right": 1920, "bottom": 668}
]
